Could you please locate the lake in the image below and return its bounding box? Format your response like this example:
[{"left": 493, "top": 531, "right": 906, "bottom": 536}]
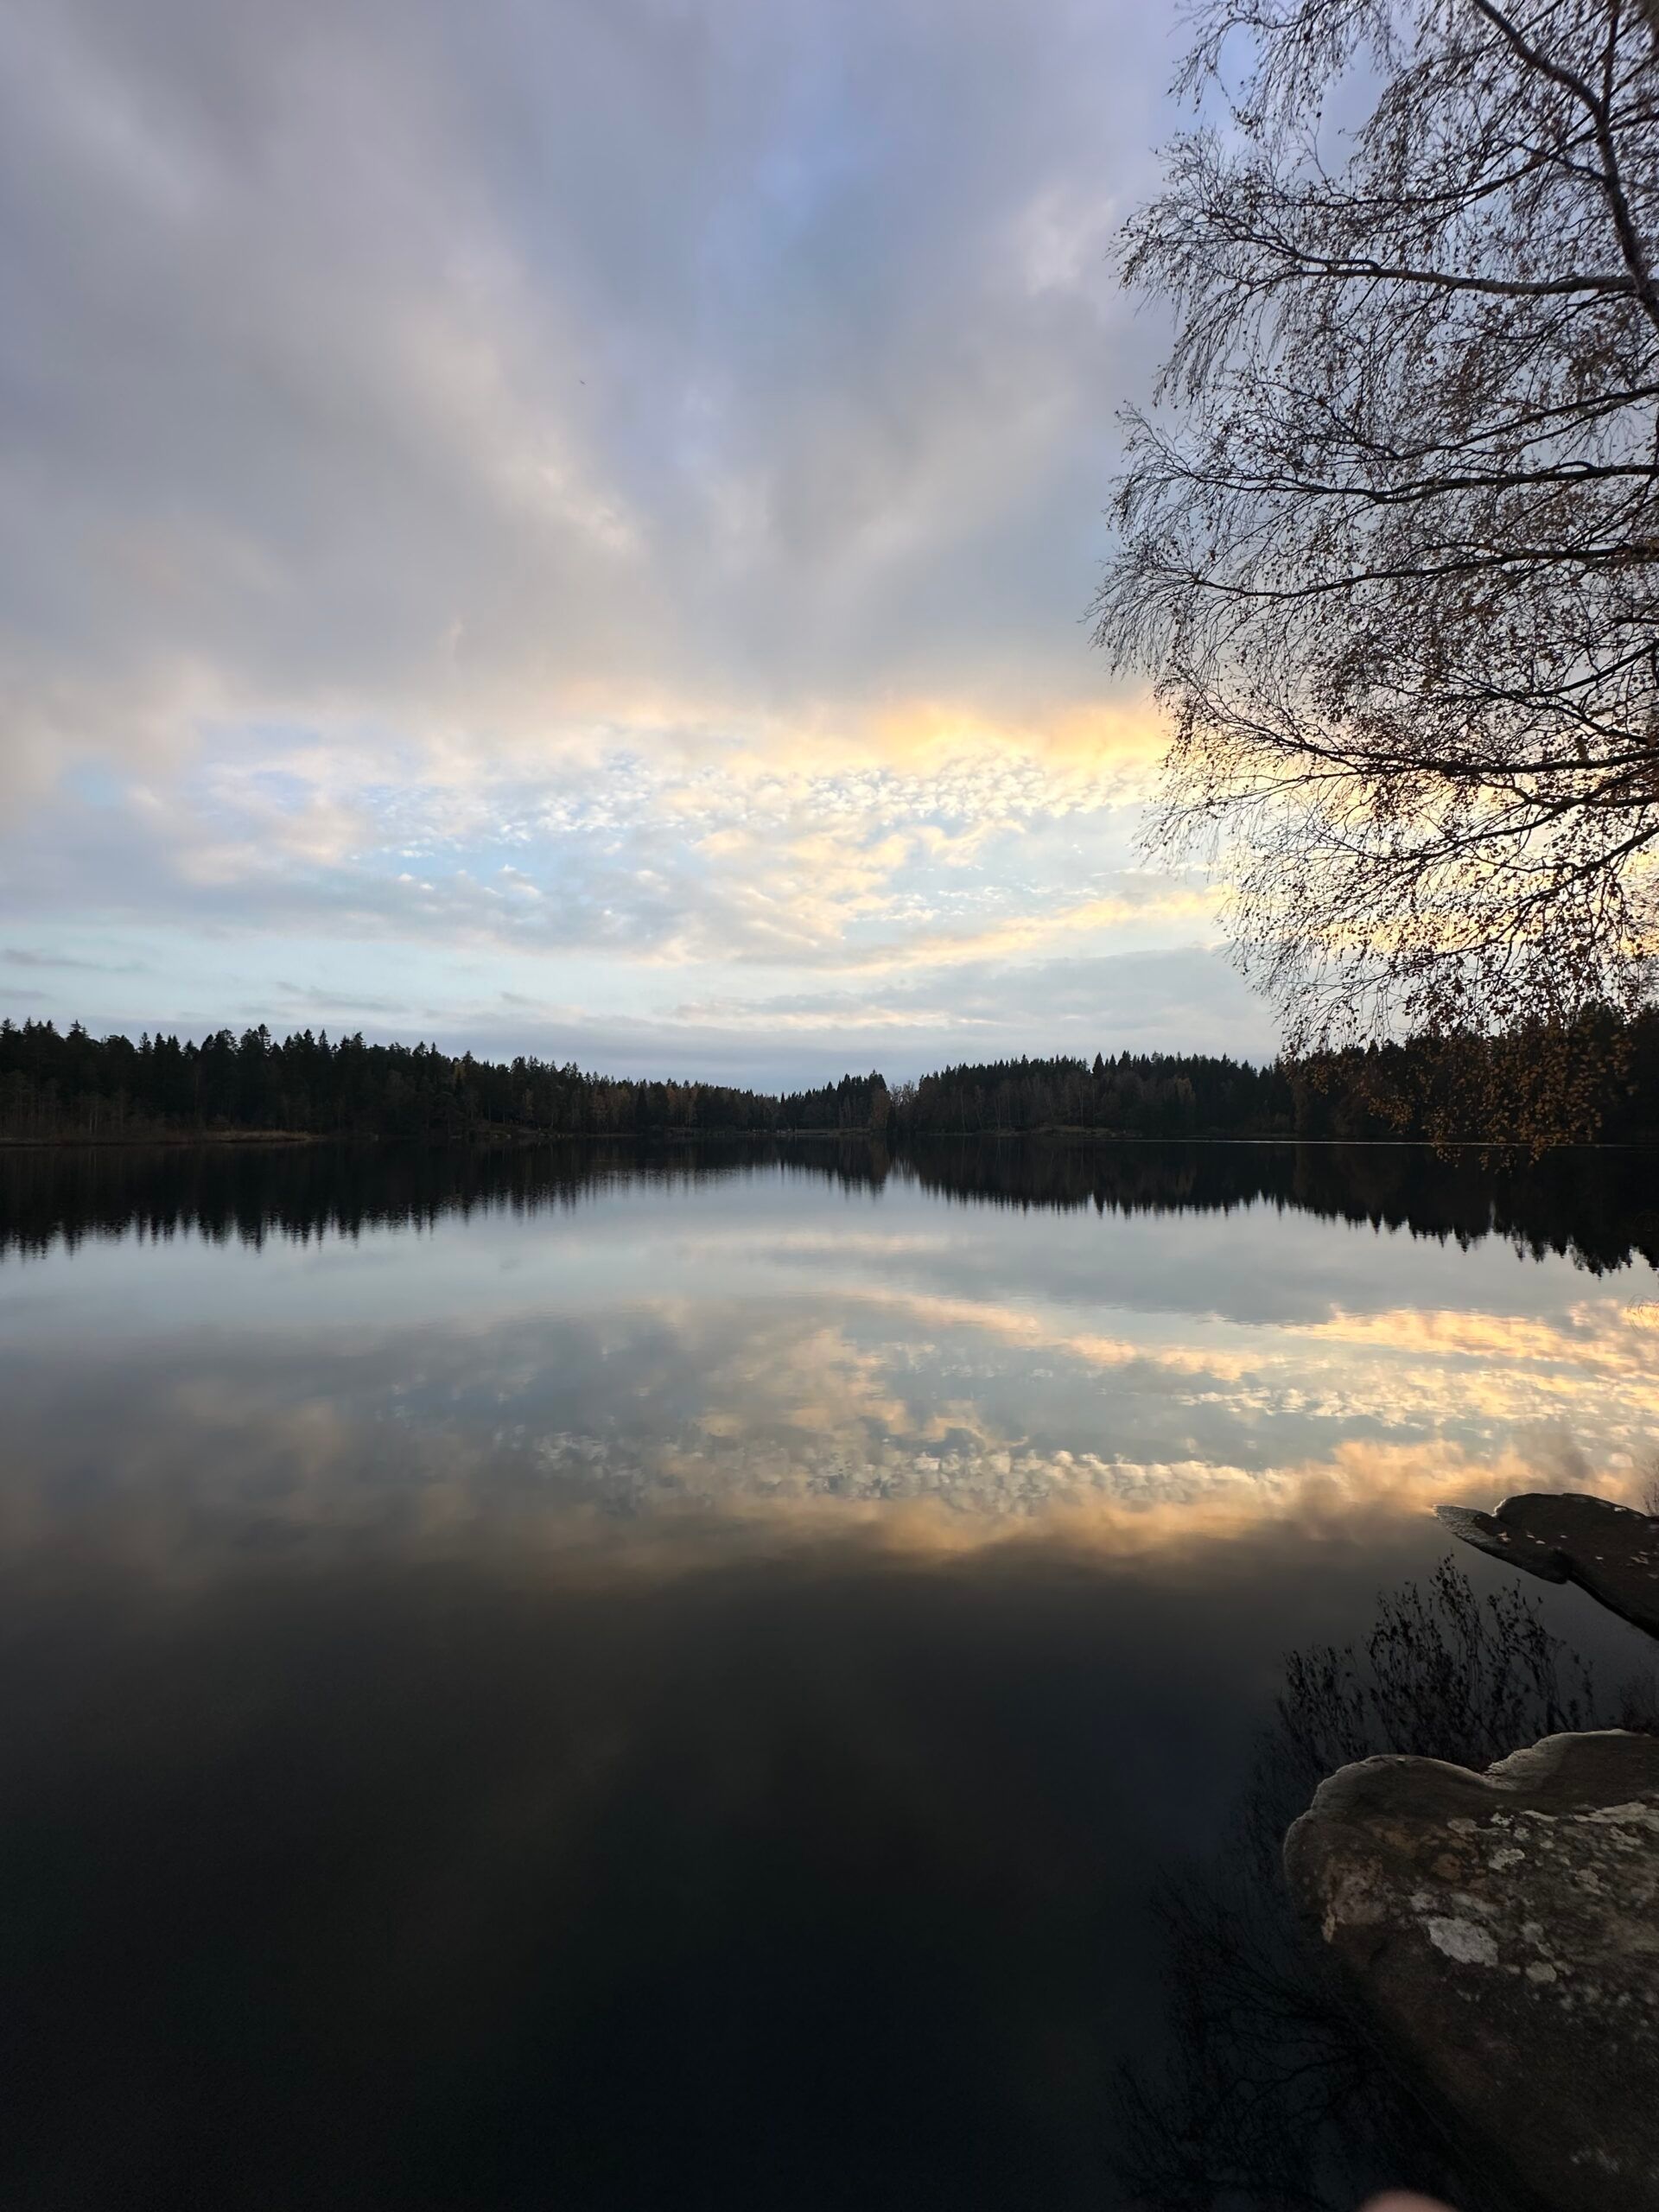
[{"left": 3, "top": 1138, "right": 1656, "bottom": 2209}]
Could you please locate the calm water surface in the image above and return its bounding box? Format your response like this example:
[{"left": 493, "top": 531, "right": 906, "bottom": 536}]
[{"left": 3, "top": 1140, "right": 1656, "bottom": 2209}]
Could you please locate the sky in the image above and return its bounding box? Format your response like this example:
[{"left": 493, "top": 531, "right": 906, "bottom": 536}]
[{"left": 0, "top": 0, "right": 1280, "bottom": 1087}]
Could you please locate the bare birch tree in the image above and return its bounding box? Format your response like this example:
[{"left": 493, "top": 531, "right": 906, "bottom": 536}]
[{"left": 1099, "top": 0, "right": 1659, "bottom": 1074}]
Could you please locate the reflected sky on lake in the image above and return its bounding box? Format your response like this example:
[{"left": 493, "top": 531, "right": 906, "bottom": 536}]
[
  {"left": 3, "top": 1141, "right": 1656, "bottom": 1562},
  {"left": 4, "top": 1141, "right": 1657, "bottom": 2211}
]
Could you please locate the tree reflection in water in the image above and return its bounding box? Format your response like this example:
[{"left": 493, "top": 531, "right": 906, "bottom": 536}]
[
  {"left": 1115, "top": 1560, "right": 1653, "bottom": 2212},
  {"left": 4, "top": 1134, "right": 1659, "bottom": 1276}
]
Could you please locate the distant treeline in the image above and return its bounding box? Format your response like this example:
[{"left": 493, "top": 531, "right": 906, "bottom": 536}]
[
  {"left": 3, "top": 1011, "right": 1658, "bottom": 1147},
  {"left": 0, "top": 1020, "right": 887, "bottom": 1143},
  {"left": 893, "top": 1052, "right": 1291, "bottom": 1138},
  {"left": 896, "top": 1014, "right": 1659, "bottom": 1145}
]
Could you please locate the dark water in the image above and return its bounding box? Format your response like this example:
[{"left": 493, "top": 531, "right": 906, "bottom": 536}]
[{"left": 3, "top": 1139, "right": 1656, "bottom": 2209}]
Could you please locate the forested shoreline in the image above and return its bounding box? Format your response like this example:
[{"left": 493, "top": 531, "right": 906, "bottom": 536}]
[{"left": 3, "top": 1012, "right": 1658, "bottom": 1148}]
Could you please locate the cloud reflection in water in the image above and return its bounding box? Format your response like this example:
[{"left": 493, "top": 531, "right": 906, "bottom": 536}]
[
  {"left": 2, "top": 1138, "right": 1656, "bottom": 1567},
  {"left": 3, "top": 1138, "right": 1656, "bottom": 2209}
]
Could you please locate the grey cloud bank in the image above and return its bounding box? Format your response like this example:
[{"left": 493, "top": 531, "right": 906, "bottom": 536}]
[{"left": 0, "top": 0, "right": 1256, "bottom": 1074}]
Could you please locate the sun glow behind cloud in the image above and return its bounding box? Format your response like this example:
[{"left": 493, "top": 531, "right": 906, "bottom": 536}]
[{"left": 0, "top": 0, "right": 1274, "bottom": 1077}]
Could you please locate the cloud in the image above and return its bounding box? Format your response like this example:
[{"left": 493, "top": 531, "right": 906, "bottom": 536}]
[
  {"left": 0, "top": 935, "right": 1274, "bottom": 1084},
  {"left": 3, "top": 945, "right": 146, "bottom": 973},
  {"left": 0, "top": 728, "right": 1234, "bottom": 1004},
  {"left": 0, "top": 0, "right": 1243, "bottom": 1071},
  {"left": 274, "top": 982, "right": 413, "bottom": 1018},
  {"left": 0, "top": 0, "right": 1171, "bottom": 758}
]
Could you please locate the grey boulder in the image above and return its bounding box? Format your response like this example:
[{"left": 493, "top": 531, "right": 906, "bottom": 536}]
[
  {"left": 1437, "top": 1491, "right": 1659, "bottom": 1640},
  {"left": 1285, "top": 1727, "right": 1659, "bottom": 2212}
]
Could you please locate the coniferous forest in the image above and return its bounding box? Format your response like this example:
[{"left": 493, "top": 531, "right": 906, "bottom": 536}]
[{"left": 3, "top": 1011, "right": 1658, "bottom": 1147}]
